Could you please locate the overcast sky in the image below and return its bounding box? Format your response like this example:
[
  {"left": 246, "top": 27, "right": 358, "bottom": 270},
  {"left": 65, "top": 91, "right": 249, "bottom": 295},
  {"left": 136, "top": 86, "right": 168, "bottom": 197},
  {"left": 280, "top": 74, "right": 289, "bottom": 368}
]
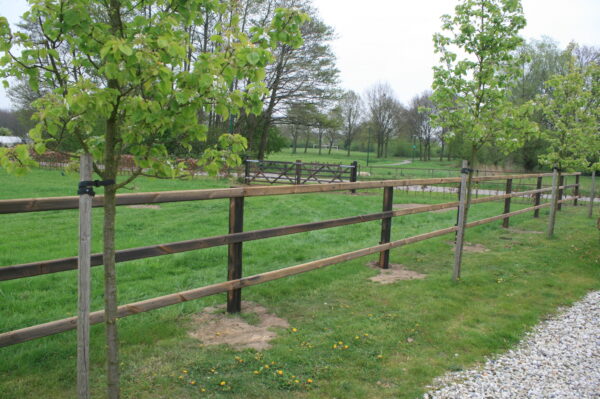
[{"left": 0, "top": 0, "right": 599, "bottom": 110}]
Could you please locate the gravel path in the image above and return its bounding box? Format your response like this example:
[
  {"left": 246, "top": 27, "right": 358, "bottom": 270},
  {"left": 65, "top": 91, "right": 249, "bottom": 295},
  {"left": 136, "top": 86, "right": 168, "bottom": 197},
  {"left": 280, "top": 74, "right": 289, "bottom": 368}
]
[{"left": 424, "top": 290, "right": 600, "bottom": 399}]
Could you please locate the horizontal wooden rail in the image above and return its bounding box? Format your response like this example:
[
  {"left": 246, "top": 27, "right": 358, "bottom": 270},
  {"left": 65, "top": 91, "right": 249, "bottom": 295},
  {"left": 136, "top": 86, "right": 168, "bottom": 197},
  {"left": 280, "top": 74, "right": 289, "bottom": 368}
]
[
  {"left": 0, "top": 185, "right": 563, "bottom": 281},
  {"left": 0, "top": 195, "right": 578, "bottom": 347},
  {"left": 0, "top": 225, "right": 458, "bottom": 347},
  {"left": 1, "top": 201, "right": 461, "bottom": 281},
  {"left": 1, "top": 173, "right": 580, "bottom": 215}
]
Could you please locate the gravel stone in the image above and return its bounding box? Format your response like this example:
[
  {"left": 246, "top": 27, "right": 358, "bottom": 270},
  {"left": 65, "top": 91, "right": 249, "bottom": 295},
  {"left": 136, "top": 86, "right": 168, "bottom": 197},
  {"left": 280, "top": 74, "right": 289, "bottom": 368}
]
[{"left": 424, "top": 291, "right": 600, "bottom": 399}]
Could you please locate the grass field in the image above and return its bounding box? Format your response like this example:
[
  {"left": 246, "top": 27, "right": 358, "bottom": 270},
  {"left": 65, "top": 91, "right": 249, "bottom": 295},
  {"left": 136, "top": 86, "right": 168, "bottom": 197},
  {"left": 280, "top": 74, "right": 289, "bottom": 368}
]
[
  {"left": 264, "top": 148, "right": 596, "bottom": 197},
  {"left": 1, "top": 168, "right": 599, "bottom": 398}
]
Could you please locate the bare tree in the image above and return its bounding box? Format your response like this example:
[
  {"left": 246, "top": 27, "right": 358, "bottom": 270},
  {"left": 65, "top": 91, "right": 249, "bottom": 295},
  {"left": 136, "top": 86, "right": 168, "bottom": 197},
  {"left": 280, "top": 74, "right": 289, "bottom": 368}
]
[
  {"left": 339, "top": 90, "right": 363, "bottom": 156},
  {"left": 366, "top": 83, "right": 401, "bottom": 158},
  {"left": 407, "top": 91, "right": 437, "bottom": 161}
]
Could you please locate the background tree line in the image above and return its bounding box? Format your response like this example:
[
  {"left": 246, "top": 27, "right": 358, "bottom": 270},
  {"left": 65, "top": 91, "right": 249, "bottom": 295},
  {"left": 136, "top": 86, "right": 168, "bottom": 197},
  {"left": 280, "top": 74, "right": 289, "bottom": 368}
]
[{"left": 0, "top": 1, "right": 597, "bottom": 171}]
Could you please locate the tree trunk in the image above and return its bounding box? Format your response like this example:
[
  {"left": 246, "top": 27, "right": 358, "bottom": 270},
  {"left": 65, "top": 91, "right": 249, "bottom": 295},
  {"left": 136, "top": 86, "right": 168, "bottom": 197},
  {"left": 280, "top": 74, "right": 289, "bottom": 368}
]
[
  {"left": 291, "top": 128, "right": 298, "bottom": 154},
  {"left": 304, "top": 131, "right": 310, "bottom": 153},
  {"left": 103, "top": 183, "right": 119, "bottom": 399},
  {"left": 318, "top": 130, "right": 322, "bottom": 155},
  {"left": 106, "top": 2, "right": 121, "bottom": 397},
  {"left": 440, "top": 138, "right": 444, "bottom": 161}
]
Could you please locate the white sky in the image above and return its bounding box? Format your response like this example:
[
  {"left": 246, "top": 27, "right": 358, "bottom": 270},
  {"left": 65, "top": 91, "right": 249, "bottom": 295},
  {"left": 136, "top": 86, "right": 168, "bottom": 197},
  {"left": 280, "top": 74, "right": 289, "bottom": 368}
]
[{"left": 0, "top": 0, "right": 599, "bottom": 109}]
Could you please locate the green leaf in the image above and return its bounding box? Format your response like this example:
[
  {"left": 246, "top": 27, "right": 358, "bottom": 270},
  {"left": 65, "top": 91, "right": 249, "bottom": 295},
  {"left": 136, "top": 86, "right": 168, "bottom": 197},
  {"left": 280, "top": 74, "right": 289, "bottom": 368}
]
[
  {"left": 119, "top": 44, "right": 133, "bottom": 56},
  {"left": 246, "top": 50, "right": 260, "bottom": 65}
]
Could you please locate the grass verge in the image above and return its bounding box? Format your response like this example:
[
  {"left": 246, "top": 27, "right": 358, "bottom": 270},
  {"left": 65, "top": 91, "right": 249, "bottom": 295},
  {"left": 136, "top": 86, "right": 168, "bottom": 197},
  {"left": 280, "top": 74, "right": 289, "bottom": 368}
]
[{"left": 0, "top": 168, "right": 598, "bottom": 398}]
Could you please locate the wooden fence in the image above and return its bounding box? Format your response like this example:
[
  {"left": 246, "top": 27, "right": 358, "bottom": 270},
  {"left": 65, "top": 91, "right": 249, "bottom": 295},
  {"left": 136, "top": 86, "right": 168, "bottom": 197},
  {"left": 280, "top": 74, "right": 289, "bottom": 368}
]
[
  {"left": 244, "top": 159, "right": 358, "bottom": 185},
  {"left": 0, "top": 170, "right": 582, "bottom": 347}
]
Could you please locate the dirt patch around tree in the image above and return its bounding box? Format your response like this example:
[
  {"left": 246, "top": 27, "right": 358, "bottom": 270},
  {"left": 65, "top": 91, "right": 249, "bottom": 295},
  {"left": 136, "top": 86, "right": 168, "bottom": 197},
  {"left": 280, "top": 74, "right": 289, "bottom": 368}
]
[
  {"left": 126, "top": 204, "right": 161, "bottom": 210},
  {"left": 366, "top": 261, "right": 426, "bottom": 284},
  {"left": 393, "top": 203, "right": 456, "bottom": 213},
  {"left": 446, "top": 241, "right": 489, "bottom": 253},
  {"left": 188, "top": 301, "right": 289, "bottom": 351}
]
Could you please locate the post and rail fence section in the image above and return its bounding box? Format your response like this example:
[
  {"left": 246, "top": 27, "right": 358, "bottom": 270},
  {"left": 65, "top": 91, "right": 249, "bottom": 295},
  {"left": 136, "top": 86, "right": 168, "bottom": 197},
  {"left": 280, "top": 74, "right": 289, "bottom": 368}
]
[
  {"left": 0, "top": 170, "right": 582, "bottom": 347},
  {"left": 244, "top": 159, "right": 358, "bottom": 185}
]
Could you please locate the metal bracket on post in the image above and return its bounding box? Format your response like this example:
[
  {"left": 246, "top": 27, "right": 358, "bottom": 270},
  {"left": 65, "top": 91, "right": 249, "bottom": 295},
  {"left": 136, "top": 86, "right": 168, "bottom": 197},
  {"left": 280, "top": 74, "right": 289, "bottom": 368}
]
[
  {"left": 77, "top": 179, "right": 115, "bottom": 196},
  {"left": 453, "top": 160, "right": 469, "bottom": 281}
]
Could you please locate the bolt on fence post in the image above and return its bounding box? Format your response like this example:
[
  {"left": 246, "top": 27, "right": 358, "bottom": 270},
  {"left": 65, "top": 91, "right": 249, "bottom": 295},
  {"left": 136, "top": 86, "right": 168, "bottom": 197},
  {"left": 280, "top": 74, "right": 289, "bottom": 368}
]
[
  {"left": 227, "top": 196, "right": 244, "bottom": 313},
  {"left": 573, "top": 175, "right": 580, "bottom": 206},
  {"left": 557, "top": 175, "right": 565, "bottom": 211},
  {"left": 295, "top": 160, "right": 302, "bottom": 185},
  {"left": 547, "top": 167, "right": 559, "bottom": 238},
  {"left": 502, "top": 178, "right": 513, "bottom": 228},
  {"left": 77, "top": 154, "right": 93, "bottom": 399},
  {"left": 378, "top": 186, "right": 394, "bottom": 269},
  {"left": 534, "top": 176, "right": 543, "bottom": 218},
  {"left": 589, "top": 170, "right": 596, "bottom": 218},
  {"left": 453, "top": 160, "right": 469, "bottom": 281}
]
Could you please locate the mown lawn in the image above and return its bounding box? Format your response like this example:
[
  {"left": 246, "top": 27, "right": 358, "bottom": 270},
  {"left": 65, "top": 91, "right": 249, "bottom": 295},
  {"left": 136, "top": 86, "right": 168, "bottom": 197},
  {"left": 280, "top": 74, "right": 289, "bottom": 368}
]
[{"left": 0, "top": 168, "right": 598, "bottom": 398}]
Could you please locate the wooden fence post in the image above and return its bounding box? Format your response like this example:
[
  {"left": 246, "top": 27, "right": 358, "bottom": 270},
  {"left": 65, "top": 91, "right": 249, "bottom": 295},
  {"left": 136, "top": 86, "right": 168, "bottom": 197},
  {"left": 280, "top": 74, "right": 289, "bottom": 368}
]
[
  {"left": 547, "top": 167, "right": 559, "bottom": 237},
  {"left": 244, "top": 160, "right": 250, "bottom": 184},
  {"left": 589, "top": 171, "right": 596, "bottom": 218},
  {"left": 533, "top": 176, "right": 543, "bottom": 218},
  {"left": 573, "top": 175, "right": 580, "bottom": 206},
  {"left": 502, "top": 178, "right": 513, "bottom": 228},
  {"left": 453, "top": 160, "right": 469, "bottom": 281},
  {"left": 295, "top": 160, "right": 302, "bottom": 185},
  {"left": 77, "top": 154, "right": 93, "bottom": 399},
  {"left": 557, "top": 174, "right": 564, "bottom": 211},
  {"left": 350, "top": 161, "right": 358, "bottom": 194},
  {"left": 227, "top": 197, "right": 244, "bottom": 313},
  {"left": 378, "top": 186, "right": 394, "bottom": 269}
]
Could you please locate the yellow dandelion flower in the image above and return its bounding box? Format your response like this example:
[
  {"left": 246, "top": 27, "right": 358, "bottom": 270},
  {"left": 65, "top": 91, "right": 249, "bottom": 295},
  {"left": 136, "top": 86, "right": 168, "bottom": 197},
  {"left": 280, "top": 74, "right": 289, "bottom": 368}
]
[
  {"left": 271, "top": 361, "right": 276, "bottom": 365},
  {"left": 178, "top": 376, "right": 184, "bottom": 380},
  {"left": 291, "top": 328, "right": 298, "bottom": 332},
  {"left": 377, "top": 354, "right": 383, "bottom": 359},
  {"left": 338, "top": 341, "right": 343, "bottom": 345},
  {"left": 307, "top": 378, "right": 313, "bottom": 384},
  {"left": 355, "top": 335, "right": 360, "bottom": 340},
  {"left": 364, "top": 333, "right": 369, "bottom": 337},
  {"left": 294, "top": 379, "right": 300, "bottom": 383},
  {"left": 332, "top": 344, "right": 337, "bottom": 349},
  {"left": 253, "top": 370, "right": 260, "bottom": 375},
  {"left": 264, "top": 365, "right": 270, "bottom": 369},
  {"left": 191, "top": 381, "right": 196, "bottom": 385},
  {"left": 219, "top": 381, "right": 227, "bottom": 386},
  {"left": 277, "top": 370, "right": 283, "bottom": 376},
  {"left": 182, "top": 370, "right": 188, "bottom": 374},
  {"left": 343, "top": 345, "right": 349, "bottom": 349},
  {"left": 200, "top": 388, "right": 206, "bottom": 392}
]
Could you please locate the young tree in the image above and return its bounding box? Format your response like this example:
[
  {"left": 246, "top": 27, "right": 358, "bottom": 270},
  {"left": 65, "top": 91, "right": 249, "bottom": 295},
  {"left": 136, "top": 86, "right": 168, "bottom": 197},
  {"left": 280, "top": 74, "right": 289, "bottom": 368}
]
[
  {"left": 432, "top": 0, "right": 535, "bottom": 193},
  {"left": 538, "top": 58, "right": 599, "bottom": 235},
  {"left": 339, "top": 90, "right": 363, "bottom": 156},
  {"left": 0, "top": 1, "right": 305, "bottom": 397}
]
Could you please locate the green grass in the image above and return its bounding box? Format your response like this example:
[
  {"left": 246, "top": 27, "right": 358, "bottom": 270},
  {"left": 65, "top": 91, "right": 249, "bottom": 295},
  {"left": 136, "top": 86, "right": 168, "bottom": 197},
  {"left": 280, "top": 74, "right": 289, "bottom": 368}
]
[{"left": 1, "top": 168, "right": 599, "bottom": 399}]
